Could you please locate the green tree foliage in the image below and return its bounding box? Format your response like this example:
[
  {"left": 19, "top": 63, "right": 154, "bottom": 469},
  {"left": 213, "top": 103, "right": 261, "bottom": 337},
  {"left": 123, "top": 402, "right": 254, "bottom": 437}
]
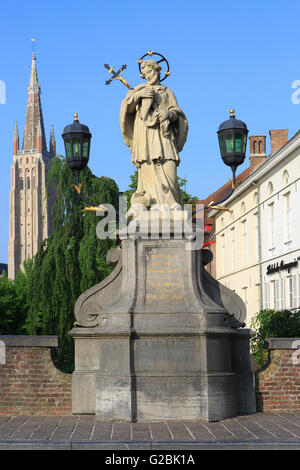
[
  {"left": 122, "top": 170, "right": 198, "bottom": 207},
  {"left": 177, "top": 176, "right": 198, "bottom": 204},
  {"left": 122, "top": 171, "right": 138, "bottom": 209},
  {"left": 0, "top": 272, "right": 20, "bottom": 334},
  {"left": 0, "top": 261, "right": 31, "bottom": 334},
  {"left": 250, "top": 309, "right": 300, "bottom": 368},
  {"left": 24, "top": 157, "right": 119, "bottom": 372}
]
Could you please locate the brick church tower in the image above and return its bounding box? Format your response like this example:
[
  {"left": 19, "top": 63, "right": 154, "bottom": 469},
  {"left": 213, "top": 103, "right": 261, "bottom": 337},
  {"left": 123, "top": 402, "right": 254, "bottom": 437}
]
[{"left": 8, "top": 53, "right": 55, "bottom": 279}]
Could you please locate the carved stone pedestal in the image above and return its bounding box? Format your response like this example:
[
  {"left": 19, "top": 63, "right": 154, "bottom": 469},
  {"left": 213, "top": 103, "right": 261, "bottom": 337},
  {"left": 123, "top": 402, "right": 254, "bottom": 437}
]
[{"left": 69, "top": 236, "right": 256, "bottom": 421}]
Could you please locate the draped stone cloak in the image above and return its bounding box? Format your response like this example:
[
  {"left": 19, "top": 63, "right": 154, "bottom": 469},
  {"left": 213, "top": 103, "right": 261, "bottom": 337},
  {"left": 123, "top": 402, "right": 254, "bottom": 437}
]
[{"left": 120, "top": 84, "right": 188, "bottom": 208}]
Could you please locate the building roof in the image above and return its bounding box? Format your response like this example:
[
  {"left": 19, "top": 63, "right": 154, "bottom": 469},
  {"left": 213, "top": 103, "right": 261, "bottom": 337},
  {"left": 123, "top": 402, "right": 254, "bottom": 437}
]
[
  {"left": 201, "top": 128, "right": 300, "bottom": 221},
  {"left": 208, "top": 128, "right": 300, "bottom": 218},
  {"left": 200, "top": 167, "right": 251, "bottom": 206},
  {"left": 196, "top": 166, "right": 251, "bottom": 225}
]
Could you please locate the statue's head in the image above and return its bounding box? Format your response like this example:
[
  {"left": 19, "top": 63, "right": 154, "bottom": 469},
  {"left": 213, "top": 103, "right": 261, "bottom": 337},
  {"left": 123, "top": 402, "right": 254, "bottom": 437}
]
[{"left": 141, "top": 60, "right": 161, "bottom": 85}]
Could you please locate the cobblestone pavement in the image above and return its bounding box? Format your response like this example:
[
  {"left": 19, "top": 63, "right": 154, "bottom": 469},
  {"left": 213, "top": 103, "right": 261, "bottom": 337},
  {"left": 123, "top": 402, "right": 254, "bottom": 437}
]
[{"left": 0, "top": 413, "right": 300, "bottom": 449}]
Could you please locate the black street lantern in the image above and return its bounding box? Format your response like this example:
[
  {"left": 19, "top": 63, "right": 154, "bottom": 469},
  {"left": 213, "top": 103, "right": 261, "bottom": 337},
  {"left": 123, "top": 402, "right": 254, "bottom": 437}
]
[
  {"left": 62, "top": 113, "right": 92, "bottom": 180},
  {"left": 217, "top": 109, "right": 248, "bottom": 186}
]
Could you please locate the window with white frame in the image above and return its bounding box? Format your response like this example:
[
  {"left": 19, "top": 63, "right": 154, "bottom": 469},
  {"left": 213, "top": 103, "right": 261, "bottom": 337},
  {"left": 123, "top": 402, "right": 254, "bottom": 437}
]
[
  {"left": 282, "top": 170, "right": 289, "bottom": 186},
  {"left": 264, "top": 280, "right": 281, "bottom": 310},
  {"left": 268, "top": 202, "right": 275, "bottom": 249},
  {"left": 241, "top": 220, "right": 247, "bottom": 266},
  {"left": 264, "top": 281, "right": 269, "bottom": 309},
  {"left": 242, "top": 287, "right": 248, "bottom": 310},
  {"left": 255, "top": 283, "right": 261, "bottom": 313},
  {"left": 230, "top": 227, "right": 235, "bottom": 271},
  {"left": 221, "top": 233, "right": 225, "bottom": 275},
  {"left": 283, "top": 192, "right": 291, "bottom": 243},
  {"left": 269, "top": 280, "right": 275, "bottom": 309},
  {"left": 280, "top": 277, "right": 285, "bottom": 310},
  {"left": 254, "top": 212, "right": 259, "bottom": 262},
  {"left": 286, "top": 276, "right": 293, "bottom": 309},
  {"left": 292, "top": 274, "right": 298, "bottom": 309},
  {"left": 274, "top": 279, "right": 280, "bottom": 311},
  {"left": 268, "top": 181, "right": 274, "bottom": 195}
]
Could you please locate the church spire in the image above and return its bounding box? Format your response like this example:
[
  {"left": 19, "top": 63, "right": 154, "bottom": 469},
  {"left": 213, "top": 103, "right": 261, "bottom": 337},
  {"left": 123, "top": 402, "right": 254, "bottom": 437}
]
[
  {"left": 13, "top": 121, "right": 19, "bottom": 155},
  {"left": 22, "top": 53, "right": 47, "bottom": 152},
  {"left": 8, "top": 47, "right": 54, "bottom": 280},
  {"left": 28, "top": 52, "right": 39, "bottom": 92},
  {"left": 49, "top": 124, "right": 56, "bottom": 156}
]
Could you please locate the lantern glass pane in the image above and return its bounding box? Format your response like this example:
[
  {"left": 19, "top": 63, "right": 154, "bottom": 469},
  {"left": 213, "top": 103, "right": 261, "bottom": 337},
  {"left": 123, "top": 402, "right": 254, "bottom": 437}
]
[
  {"left": 64, "top": 138, "right": 72, "bottom": 158},
  {"left": 225, "top": 134, "right": 234, "bottom": 153},
  {"left": 235, "top": 133, "right": 242, "bottom": 153},
  {"left": 218, "top": 135, "right": 225, "bottom": 155},
  {"left": 242, "top": 133, "right": 247, "bottom": 153},
  {"left": 72, "top": 137, "right": 81, "bottom": 158},
  {"left": 82, "top": 137, "right": 90, "bottom": 158}
]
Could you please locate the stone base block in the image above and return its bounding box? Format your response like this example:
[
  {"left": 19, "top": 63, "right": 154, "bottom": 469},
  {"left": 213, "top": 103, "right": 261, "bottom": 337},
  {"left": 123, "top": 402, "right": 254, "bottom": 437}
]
[
  {"left": 72, "top": 372, "right": 95, "bottom": 414},
  {"left": 70, "top": 328, "right": 255, "bottom": 421},
  {"left": 70, "top": 236, "right": 256, "bottom": 421},
  {"left": 95, "top": 372, "right": 237, "bottom": 422}
]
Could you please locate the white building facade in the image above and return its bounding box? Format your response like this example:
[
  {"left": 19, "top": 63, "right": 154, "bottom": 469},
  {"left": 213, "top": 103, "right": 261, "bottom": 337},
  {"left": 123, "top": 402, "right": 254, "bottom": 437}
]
[
  {"left": 260, "top": 144, "right": 300, "bottom": 313},
  {"left": 209, "top": 131, "right": 300, "bottom": 327}
]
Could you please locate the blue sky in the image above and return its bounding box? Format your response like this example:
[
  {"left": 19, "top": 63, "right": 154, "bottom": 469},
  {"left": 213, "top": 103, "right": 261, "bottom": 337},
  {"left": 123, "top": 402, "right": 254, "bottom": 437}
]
[{"left": 0, "top": 0, "right": 300, "bottom": 263}]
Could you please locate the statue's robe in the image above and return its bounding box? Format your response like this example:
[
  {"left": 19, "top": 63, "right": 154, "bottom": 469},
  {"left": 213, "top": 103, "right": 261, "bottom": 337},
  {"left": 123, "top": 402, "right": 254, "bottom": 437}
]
[{"left": 120, "top": 84, "right": 188, "bottom": 208}]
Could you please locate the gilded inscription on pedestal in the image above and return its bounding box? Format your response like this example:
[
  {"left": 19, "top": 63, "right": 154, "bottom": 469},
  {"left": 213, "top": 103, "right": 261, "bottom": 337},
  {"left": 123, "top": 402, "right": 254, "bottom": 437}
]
[{"left": 145, "top": 248, "right": 184, "bottom": 305}]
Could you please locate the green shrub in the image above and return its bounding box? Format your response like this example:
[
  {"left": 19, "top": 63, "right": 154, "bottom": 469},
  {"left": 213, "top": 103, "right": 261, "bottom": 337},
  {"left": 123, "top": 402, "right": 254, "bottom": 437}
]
[{"left": 250, "top": 309, "right": 300, "bottom": 368}]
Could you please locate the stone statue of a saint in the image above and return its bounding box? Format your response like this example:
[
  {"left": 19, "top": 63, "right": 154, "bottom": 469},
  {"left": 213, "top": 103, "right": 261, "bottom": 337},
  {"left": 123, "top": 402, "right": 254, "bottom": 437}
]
[{"left": 120, "top": 59, "right": 188, "bottom": 210}]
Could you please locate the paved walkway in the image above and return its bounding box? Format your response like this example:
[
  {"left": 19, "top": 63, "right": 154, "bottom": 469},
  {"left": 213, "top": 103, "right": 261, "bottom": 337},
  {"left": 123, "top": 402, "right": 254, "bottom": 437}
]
[{"left": 0, "top": 412, "right": 300, "bottom": 449}]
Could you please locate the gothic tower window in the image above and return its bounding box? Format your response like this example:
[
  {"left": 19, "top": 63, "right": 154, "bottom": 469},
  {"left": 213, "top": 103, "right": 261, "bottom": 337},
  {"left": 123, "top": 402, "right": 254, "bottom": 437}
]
[
  {"left": 268, "top": 181, "right": 274, "bottom": 195},
  {"left": 282, "top": 170, "right": 289, "bottom": 186}
]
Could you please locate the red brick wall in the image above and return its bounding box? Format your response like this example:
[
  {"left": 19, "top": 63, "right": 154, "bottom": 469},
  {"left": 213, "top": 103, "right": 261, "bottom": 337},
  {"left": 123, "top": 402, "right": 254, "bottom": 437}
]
[
  {"left": 0, "top": 342, "right": 72, "bottom": 416},
  {"left": 249, "top": 135, "right": 266, "bottom": 155},
  {"left": 1, "top": 336, "right": 300, "bottom": 416},
  {"left": 249, "top": 156, "right": 267, "bottom": 174},
  {"left": 256, "top": 345, "right": 300, "bottom": 412},
  {"left": 269, "top": 129, "right": 288, "bottom": 154}
]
